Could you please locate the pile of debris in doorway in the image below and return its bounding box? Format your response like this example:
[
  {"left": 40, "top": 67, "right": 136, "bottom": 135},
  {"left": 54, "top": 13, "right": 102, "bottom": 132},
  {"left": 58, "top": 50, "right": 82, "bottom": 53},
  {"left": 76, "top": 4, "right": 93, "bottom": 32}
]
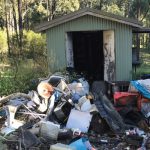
[{"left": 1, "top": 72, "right": 150, "bottom": 150}]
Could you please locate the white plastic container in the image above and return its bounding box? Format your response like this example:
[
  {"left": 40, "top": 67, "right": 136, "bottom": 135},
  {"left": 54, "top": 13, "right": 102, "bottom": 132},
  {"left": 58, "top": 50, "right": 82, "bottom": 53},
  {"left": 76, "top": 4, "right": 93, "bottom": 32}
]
[
  {"left": 78, "top": 78, "right": 89, "bottom": 94},
  {"left": 66, "top": 109, "right": 92, "bottom": 133},
  {"left": 78, "top": 96, "right": 92, "bottom": 112},
  {"left": 50, "top": 143, "right": 75, "bottom": 150},
  {"left": 68, "top": 83, "right": 85, "bottom": 96}
]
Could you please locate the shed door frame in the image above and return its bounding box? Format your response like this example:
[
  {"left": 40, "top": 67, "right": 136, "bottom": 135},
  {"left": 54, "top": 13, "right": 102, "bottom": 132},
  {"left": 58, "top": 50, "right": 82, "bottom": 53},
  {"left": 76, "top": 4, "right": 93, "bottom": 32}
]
[
  {"left": 65, "top": 32, "right": 74, "bottom": 68},
  {"left": 103, "top": 30, "right": 115, "bottom": 81},
  {"left": 65, "top": 30, "right": 115, "bottom": 81}
]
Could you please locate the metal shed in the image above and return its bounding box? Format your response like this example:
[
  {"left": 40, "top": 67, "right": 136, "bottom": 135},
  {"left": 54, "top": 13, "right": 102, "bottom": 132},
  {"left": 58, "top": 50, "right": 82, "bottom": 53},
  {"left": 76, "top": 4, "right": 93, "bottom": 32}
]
[{"left": 36, "top": 8, "right": 142, "bottom": 81}]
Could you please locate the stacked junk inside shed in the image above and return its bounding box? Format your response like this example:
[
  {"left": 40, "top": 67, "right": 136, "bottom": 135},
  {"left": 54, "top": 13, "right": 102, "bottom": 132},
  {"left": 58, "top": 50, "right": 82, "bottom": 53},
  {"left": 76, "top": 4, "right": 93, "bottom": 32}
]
[{"left": 1, "top": 72, "right": 150, "bottom": 150}]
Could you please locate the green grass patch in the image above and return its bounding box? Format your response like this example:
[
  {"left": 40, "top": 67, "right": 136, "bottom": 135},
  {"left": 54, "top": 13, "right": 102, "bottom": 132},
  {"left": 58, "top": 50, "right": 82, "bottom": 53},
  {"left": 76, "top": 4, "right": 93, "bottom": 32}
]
[
  {"left": 0, "top": 56, "right": 48, "bottom": 96},
  {"left": 133, "top": 49, "right": 150, "bottom": 80}
]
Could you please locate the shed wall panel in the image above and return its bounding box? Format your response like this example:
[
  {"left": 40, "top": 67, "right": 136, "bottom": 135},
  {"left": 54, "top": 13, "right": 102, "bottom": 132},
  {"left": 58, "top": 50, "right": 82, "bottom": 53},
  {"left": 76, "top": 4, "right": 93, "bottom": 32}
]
[{"left": 46, "top": 15, "right": 132, "bottom": 81}]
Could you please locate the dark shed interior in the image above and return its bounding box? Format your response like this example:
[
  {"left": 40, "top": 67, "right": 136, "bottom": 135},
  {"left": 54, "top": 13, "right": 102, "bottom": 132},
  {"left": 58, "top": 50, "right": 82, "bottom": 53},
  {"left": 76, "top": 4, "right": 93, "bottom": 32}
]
[{"left": 72, "top": 31, "right": 104, "bottom": 80}]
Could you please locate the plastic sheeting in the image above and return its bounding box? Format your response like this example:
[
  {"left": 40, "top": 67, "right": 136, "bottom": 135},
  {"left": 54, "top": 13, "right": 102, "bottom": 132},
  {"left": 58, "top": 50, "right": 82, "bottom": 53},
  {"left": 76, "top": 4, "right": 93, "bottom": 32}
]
[
  {"left": 66, "top": 109, "right": 92, "bottom": 133},
  {"left": 131, "top": 79, "right": 150, "bottom": 99}
]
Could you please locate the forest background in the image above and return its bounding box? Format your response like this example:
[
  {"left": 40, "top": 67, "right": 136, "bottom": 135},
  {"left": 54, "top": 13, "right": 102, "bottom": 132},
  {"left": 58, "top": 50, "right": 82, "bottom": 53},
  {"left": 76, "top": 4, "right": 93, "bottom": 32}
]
[{"left": 0, "top": 0, "right": 150, "bottom": 95}]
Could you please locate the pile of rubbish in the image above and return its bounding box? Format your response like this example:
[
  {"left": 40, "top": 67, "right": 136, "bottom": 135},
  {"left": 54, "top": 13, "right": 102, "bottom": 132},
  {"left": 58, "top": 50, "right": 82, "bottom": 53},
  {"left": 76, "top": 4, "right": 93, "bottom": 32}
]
[{"left": 1, "top": 73, "right": 150, "bottom": 150}]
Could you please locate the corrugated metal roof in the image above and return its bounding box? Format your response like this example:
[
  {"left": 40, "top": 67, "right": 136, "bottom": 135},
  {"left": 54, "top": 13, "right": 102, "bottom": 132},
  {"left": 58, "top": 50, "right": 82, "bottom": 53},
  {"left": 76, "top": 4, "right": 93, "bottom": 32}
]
[
  {"left": 35, "top": 8, "right": 142, "bottom": 32},
  {"left": 133, "top": 27, "right": 150, "bottom": 33}
]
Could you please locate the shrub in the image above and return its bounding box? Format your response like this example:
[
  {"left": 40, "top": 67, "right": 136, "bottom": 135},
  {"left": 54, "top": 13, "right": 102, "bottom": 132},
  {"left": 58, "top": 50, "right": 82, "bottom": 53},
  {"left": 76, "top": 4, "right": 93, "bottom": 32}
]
[
  {"left": 23, "top": 30, "right": 46, "bottom": 58},
  {"left": 9, "top": 30, "right": 46, "bottom": 57},
  {"left": 0, "top": 30, "right": 48, "bottom": 96},
  {"left": 0, "top": 58, "right": 48, "bottom": 96}
]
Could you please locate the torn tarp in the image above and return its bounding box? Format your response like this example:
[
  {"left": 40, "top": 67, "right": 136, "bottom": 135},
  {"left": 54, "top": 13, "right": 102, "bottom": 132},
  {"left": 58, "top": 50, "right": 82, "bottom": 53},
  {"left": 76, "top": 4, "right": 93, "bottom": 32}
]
[{"left": 131, "top": 79, "right": 150, "bottom": 99}]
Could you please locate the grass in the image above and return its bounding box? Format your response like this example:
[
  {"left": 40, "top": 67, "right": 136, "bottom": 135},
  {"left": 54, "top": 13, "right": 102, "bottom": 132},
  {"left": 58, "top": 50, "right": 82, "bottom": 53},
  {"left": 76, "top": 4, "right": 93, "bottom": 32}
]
[{"left": 0, "top": 56, "right": 48, "bottom": 96}]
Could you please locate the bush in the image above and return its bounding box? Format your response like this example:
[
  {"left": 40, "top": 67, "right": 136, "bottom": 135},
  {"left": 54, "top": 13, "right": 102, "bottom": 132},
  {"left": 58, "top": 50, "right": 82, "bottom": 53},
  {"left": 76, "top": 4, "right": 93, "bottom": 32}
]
[
  {"left": 9, "top": 30, "right": 46, "bottom": 57},
  {"left": 23, "top": 30, "right": 46, "bottom": 58},
  {"left": 0, "top": 30, "right": 48, "bottom": 96},
  {"left": 0, "top": 58, "right": 48, "bottom": 96}
]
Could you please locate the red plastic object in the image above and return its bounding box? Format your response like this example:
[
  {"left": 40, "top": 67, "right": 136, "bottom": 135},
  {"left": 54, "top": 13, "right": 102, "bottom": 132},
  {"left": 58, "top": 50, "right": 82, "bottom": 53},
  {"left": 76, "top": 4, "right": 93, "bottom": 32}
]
[{"left": 114, "top": 92, "right": 139, "bottom": 107}]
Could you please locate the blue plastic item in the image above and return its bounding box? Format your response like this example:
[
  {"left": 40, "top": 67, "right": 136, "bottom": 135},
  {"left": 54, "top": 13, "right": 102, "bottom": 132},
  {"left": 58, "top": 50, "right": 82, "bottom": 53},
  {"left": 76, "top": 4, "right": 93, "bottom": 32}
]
[
  {"left": 72, "top": 93, "right": 81, "bottom": 103},
  {"left": 69, "top": 138, "right": 87, "bottom": 150},
  {"left": 54, "top": 91, "right": 62, "bottom": 101},
  {"left": 0, "top": 109, "right": 6, "bottom": 117},
  {"left": 131, "top": 81, "right": 150, "bottom": 99}
]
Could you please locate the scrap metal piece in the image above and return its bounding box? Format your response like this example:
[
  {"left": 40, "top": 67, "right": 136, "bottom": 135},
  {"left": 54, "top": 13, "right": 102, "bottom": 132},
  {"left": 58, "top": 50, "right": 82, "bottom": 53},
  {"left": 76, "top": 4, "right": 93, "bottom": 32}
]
[
  {"left": 0, "top": 97, "right": 30, "bottom": 135},
  {"left": 1, "top": 104, "right": 25, "bottom": 135},
  {"left": 6, "top": 105, "right": 21, "bottom": 127},
  {"left": 0, "top": 93, "right": 31, "bottom": 104},
  {"left": 20, "top": 130, "right": 41, "bottom": 149},
  {"left": 39, "top": 121, "right": 60, "bottom": 140},
  {"left": 58, "top": 128, "right": 73, "bottom": 140},
  {"left": 54, "top": 98, "right": 72, "bottom": 122},
  {"left": 28, "top": 90, "right": 41, "bottom": 105},
  {"left": 44, "top": 94, "right": 55, "bottom": 120},
  {"left": 125, "top": 134, "right": 143, "bottom": 148}
]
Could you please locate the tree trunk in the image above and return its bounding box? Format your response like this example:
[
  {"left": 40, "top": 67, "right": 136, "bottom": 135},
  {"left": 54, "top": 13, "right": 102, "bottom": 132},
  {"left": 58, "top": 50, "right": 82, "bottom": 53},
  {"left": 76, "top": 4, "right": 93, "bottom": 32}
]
[
  {"left": 99, "top": 0, "right": 104, "bottom": 10},
  {"left": 136, "top": 33, "right": 140, "bottom": 61},
  {"left": 25, "top": 0, "right": 29, "bottom": 30},
  {"left": 4, "top": 0, "right": 11, "bottom": 55},
  {"left": 17, "top": 0, "right": 23, "bottom": 55},
  {"left": 51, "top": 0, "right": 56, "bottom": 20},
  {"left": 124, "top": 0, "right": 130, "bottom": 17},
  {"left": 47, "top": 0, "right": 50, "bottom": 21},
  {"left": 149, "top": 33, "right": 150, "bottom": 48},
  {"left": 23, "top": 0, "right": 30, "bottom": 30},
  {"left": 11, "top": 0, "right": 19, "bottom": 45},
  {"left": 136, "top": 0, "right": 141, "bottom": 20},
  {"left": 136, "top": 0, "right": 141, "bottom": 61}
]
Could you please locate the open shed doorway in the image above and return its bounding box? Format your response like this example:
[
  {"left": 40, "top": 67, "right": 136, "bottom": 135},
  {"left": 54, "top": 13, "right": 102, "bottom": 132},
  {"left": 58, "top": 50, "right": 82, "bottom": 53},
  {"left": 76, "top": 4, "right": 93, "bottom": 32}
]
[{"left": 66, "top": 31, "right": 104, "bottom": 81}]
